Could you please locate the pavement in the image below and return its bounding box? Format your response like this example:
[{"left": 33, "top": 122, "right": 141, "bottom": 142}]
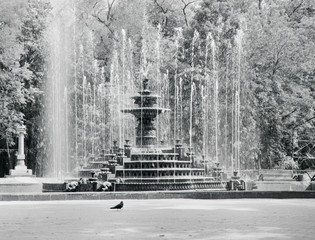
[
  {"left": 0, "top": 177, "right": 63, "bottom": 184},
  {"left": 0, "top": 177, "right": 63, "bottom": 193},
  {"left": 0, "top": 199, "right": 314, "bottom": 240}
]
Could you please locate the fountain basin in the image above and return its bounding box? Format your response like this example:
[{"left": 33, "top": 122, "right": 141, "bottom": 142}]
[
  {"left": 78, "top": 169, "right": 102, "bottom": 178},
  {"left": 122, "top": 107, "right": 170, "bottom": 118},
  {"left": 114, "top": 181, "right": 227, "bottom": 191}
]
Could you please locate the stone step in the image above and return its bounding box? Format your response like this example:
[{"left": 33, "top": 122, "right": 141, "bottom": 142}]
[
  {"left": 259, "top": 170, "right": 294, "bottom": 181},
  {"left": 262, "top": 173, "right": 293, "bottom": 177},
  {"left": 255, "top": 181, "right": 310, "bottom": 191},
  {"left": 262, "top": 178, "right": 293, "bottom": 181},
  {"left": 5, "top": 174, "right": 36, "bottom": 178},
  {"left": 259, "top": 169, "right": 293, "bottom": 174}
]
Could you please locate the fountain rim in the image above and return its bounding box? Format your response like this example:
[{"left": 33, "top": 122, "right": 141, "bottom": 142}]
[
  {"left": 115, "top": 167, "right": 207, "bottom": 171},
  {"left": 132, "top": 94, "right": 162, "bottom": 99},
  {"left": 121, "top": 107, "right": 171, "bottom": 112}
]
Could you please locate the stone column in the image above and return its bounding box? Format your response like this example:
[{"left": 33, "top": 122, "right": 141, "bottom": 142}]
[
  {"left": 16, "top": 125, "right": 26, "bottom": 167},
  {"left": 9, "top": 125, "right": 33, "bottom": 176}
]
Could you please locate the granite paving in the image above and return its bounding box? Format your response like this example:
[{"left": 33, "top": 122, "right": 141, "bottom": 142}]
[{"left": 0, "top": 199, "right": 314, "bottom": 239}]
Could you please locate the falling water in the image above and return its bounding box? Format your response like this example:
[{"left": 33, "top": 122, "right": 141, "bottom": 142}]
[
  {"left": 165, "top": 70, "right": 171, "bottom": 143},
  {"left": 203, "top": 33, "right": 211, "bottom": 162},
  {"left": 173, "top": 28, "right": 182, "bottom": 145},
  {"left": 92, "top": 60, "right": 98, "bottom": 156},
  {"left": 224, "top": 43, "right": 230, "bottom": 170},
  {"left": 73, "top": 10, "right": 78, "bottom": 169},
  {"left": 109, "top": 63, "right": 114, "bottom": 148},
  {"left": 45, "top": 0, "right": 75, "bottom": 178},
  {"left": 100, "top": 67, "right": 106, "bottom": 151},
  {"left": 121, "top": 29, "right": 126, "bottom": 146},
  {"left": 189, "top": 30, "right": 199, "bottom": 163},
  {"left": 139, "top": 24, "right": 149, "bottom": 148},
  {"left": 155, "top": 25, "right": 162, "bottom": 144},
  {"left": 235, "top": 29, "right": 244, "bottom": 172},
  {"left": 64, "top": 87, "right": 69, "bottom": 173},
  {"left": 235, "top": 91, "right": 240, "bottom": 172},
  {"left": 201, "top": 85, "right": 206, "bottom": 157},
  {"left": 127, "top": 38, "right": 137, "bottom": 144},
  {"left": 111, "top": 48, "right": 122, "bottom": 147},
  {"left": 116, "top": 55, "right": 122, "bottom": 148},
  {"left": 179, "top": 77, "right": 183, "bottom": 141},
  {"left": 210, "top": 34, "right": 219, "bottom": 164},
  {"left": 82, "top": 74, "right": 87, "bottom": 164},
  {"left": 45, "top": 1, "right": 247, "bottom": 179},
  {"left": 87, "top": 82, "right": 92, "bottom": 156}
]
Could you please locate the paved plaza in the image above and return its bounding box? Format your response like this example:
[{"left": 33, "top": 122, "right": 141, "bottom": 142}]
[{"left": 0, "top": 198, "right": 314, "bottom": 239}]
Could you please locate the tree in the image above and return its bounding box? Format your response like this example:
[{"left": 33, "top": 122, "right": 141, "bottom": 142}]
[
  {"left": 0, "top": 0, "right": 51, "bottom": 174},
  {"left": 244, "top": 0, "right": 315, "bottom": 168},
  {"left": 19, "top": 0, "right": 52, "bottom": 173},
  {"left": 0, "top": 0, "right": 30, "bottom": 144}
]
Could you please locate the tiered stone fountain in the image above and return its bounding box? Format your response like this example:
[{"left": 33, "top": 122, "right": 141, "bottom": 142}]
[
  {"left": 43, "top": 78, "right": 229, "bottom": 192},
  {"left": 112, "top": 78, "right": 226, "bottom": 191}
]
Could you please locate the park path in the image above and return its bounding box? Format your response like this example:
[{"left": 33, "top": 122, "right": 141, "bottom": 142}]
[{"left": 0, "top": 199, "right": 314, "bottom": 240}]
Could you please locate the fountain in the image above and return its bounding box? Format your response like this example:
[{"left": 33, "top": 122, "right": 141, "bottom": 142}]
[
  {"left": 45, "top": 78, "right": 232, "bottom": 192},
  {"left": 113, "top": 78, "right": 229, "bottom": 191},
  {"left": 40, "top": 3, "right": 256, "bottom": 192},
  {"left": 121, "top": 78, "right": 166, "bottom": 147}
]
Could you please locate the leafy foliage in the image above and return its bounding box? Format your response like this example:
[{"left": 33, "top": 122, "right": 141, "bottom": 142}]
[
  {"left": 0, "top": 0, "right": 314, "bottom": 176},
  {"left": 0, "top": 0, "right": 51, "bottom": 173}
]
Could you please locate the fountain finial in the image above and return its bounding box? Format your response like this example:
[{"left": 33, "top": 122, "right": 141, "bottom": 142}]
[{"left": 143, "top": 78, "right": 149, "bottom": 90}]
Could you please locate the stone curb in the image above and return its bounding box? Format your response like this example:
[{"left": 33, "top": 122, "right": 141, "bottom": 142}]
[{"left": 1, "top": 190, "right": 315, "bottom": 201}]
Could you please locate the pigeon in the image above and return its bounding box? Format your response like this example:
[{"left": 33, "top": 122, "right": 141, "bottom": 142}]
[{"left": 110, "top": 201, "right": 124, "bottom": 210}]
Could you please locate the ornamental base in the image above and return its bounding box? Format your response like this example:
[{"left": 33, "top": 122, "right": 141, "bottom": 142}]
[{"left": 9, "top": 165, "right": 33, "bottom": 177}]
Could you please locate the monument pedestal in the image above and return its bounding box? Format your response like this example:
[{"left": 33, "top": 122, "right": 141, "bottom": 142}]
[
  {"left": 6, "top": 156, "right": 34, "bottom": 178},
  {"left": 8, "top": 166, "right": 33, "bottom": 177},
  {"left": 6, "top": 125, "right": 34, "bottom": 178}
]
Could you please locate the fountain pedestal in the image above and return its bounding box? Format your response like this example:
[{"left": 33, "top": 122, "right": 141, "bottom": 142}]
[
  {"left": 8, "top": 125, "right": 33, "bottom": 177},
  {"left": 228, "top": 171, "right": 245, "bottom": 190},
  {"left": 122, "top": 78, "right": 170, "bottom": 148}
]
